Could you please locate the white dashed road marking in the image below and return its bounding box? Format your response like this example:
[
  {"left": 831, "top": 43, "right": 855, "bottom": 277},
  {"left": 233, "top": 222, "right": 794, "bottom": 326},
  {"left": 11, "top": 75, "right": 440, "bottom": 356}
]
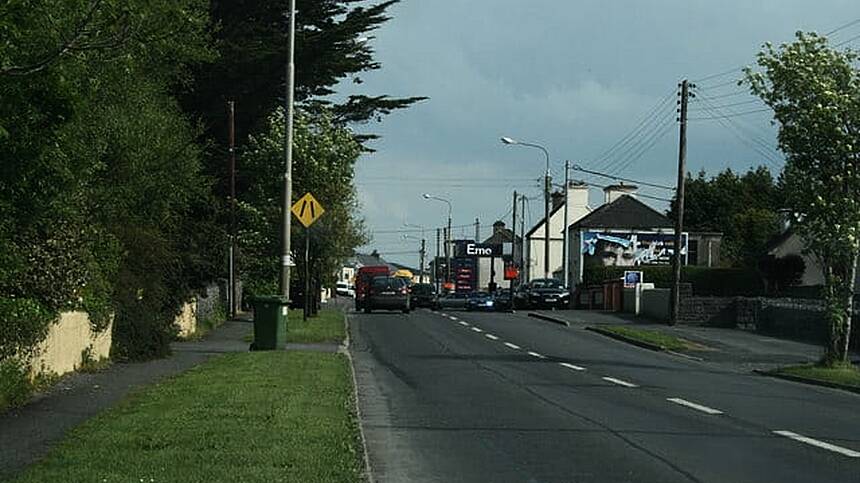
[
  {"left": 504, "top": 342, "right": 522, "bottom": 350},
  {"left": 458, "top": 321, "right": 469, "bottom": 327},
  {"left": 773, "top": 430, "right": 860, "bottom": 458},
  {"left": 485, "top": 334, "right": 499, "bottom": 341},
  {"left": 667, "top": 397, "right": 723, "bottom": 415},
  {"left": 559, "top": 362, "right": 586, "bottom": 371},
  {"left": 602, "top": 377, "right": 639, "bottom": 388},
  {"left": 527, "top": 351, "right": 546, "bottom": 359},
  {"left": 471, "top": 327, "right": 483, "bottom": 333}
]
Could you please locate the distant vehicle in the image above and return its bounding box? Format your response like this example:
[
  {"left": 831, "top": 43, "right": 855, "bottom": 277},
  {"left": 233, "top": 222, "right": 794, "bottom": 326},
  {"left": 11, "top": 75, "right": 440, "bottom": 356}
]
[
  {"left": 492, "top": 289, "right": 513, "bottom": 312},
  {"left": 435, "top": 291, "right": 469, "bottom": 310},
  {"left": 355, "top": 265, "right": 391, "bottom": 310},
  {"left": 466, "top": 292, "right": 495, "bottom": 311},
  {"left": 522, "top": 278, "right": 570, "bottom": 309},
  {"left": 364, "top": 276, "right": 411, "bottom": 314},
  {"left": 336, "top": 281, "right": 355, "bottom": 297},
  {"left": 410, "top": 283, "right": 437, "bottom": 308}
]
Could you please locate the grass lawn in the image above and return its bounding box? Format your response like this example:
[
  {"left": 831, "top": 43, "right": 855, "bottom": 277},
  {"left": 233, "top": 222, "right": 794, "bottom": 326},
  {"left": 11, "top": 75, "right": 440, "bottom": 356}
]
[
  {"left": 598, "top": 325, "right": 691, "bottom": 351},
  {"left": 13, "top": 352, "right": 365, "bottom": 483},
  {"left": 242, "top": 308, "right": 347, "bottom": 345},
  {"left": 775, "top": 363, "right": 860, "bottom": 389}
]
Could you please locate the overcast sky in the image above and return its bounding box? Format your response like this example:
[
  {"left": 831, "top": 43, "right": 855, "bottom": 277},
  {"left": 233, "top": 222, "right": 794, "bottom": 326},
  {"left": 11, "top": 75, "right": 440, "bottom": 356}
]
[{"left": 341, "top": 0, "right": 860, "bottom": 267}]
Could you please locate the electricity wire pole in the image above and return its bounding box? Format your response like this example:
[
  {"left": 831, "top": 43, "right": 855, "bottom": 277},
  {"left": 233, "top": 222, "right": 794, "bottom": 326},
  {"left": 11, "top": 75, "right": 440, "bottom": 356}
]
[
  {"left": 670, "top": 79, "right": 691, "bottom": 325},
  {"left": 228, "top": 100, "right": 238, "bottom": 317},
  {"left": 562, "top": 160, "right": 570, "bottom": 288},
  {"left": 511, "top": 190, "right": 518, "bottom": 307},
  {"left": 279, "top": 0, "right": 296, "bottom": 299}
]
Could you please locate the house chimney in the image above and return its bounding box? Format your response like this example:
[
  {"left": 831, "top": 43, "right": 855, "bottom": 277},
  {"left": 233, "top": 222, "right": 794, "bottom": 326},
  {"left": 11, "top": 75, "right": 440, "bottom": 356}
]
[
  {"left": 603, "top": 182, "right": 638, "bottom": 204},
  {"left": 493, "top": 220, "right": 506, "bottom": 235}
]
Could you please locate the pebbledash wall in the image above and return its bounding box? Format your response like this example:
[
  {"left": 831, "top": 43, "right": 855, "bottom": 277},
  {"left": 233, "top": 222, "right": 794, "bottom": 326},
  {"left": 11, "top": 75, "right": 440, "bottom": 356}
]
[{"left": 27, "top": 282, "right": 229, "bottom": 379}]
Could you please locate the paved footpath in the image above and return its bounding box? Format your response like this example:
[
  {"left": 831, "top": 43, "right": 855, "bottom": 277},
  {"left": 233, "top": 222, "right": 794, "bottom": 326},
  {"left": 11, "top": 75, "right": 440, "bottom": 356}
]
[{"left": 0, "top": 318, "right": 251, "bottom": 480}]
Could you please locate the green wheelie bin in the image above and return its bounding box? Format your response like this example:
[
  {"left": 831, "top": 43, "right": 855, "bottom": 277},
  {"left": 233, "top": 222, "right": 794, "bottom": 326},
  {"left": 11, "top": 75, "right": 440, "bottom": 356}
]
[{"left": 249, "top": 295, "right": 289, "bottom": 350}]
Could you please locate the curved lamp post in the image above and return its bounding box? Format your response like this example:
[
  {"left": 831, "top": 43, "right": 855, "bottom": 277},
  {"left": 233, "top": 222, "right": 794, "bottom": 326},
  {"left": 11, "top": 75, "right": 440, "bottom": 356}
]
[
  {"left": 423, "top": 193, "right": 453, "bottom": 288},
  {"left": 501, "top": 137, "right": 551, "bottom": 279}
]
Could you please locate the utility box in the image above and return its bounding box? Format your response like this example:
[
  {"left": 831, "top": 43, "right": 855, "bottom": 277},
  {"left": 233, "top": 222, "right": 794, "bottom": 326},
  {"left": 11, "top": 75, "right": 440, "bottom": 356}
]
[{"left": 250, "top": 296, "right": 289, "bottom": 351}]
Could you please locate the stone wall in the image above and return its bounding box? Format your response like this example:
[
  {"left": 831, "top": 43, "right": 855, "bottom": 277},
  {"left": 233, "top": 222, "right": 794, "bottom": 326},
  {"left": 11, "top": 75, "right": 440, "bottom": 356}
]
[
  {"left": 678, "top": 296, "right": 736, "bottom": 327},
  {"left": 29, "top": 312, "right": 112, "bottom": 378},
  {"left": 640, "top": 288, "right": 670, "bottom": 322}
]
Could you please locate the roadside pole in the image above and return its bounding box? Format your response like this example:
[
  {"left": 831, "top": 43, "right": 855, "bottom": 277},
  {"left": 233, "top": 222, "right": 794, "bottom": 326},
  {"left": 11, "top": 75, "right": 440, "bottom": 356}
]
[
  {"left": 228, "top": 100, "right": 237, "bottom": 318},
  {"left": 419, "top": 238, "right": 426, "bottom": 283},
  {"left": 670, "top": 79, "right": 690, "bottom": 325},
  {"left": 435, "top": 228, "right": 441, "bottom": 293},
  {"left": 280, "top": 0, "right": 296, "bottom": 298},
  {"left": 304, "top": 226, "right": 310, "bottom": 321},
  {"left": 562, "top": 160, "right": 570, "bottom": 288},
  {"left": 511, "top": 190, "right": 517, "bottom": 308}
]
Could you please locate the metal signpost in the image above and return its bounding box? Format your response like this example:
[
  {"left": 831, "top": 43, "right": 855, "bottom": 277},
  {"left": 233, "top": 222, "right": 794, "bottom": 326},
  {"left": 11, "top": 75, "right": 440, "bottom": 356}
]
[{"left": 291, "top": 192, "right": 325, "bottom": 321}]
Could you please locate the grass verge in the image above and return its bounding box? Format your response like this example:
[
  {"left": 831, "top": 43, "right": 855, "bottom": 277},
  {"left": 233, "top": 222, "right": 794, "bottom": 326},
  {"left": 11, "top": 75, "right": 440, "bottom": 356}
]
[
  {"left": 594, "top": 325, "right": 691, "bottom": 351},
  {"left": 771, "top": 363, "right": 860, "bottom": 390},
  {"left": 13, "top": 352, "right": 365, "bottom": 483},
  {"left": 286, "top": 308, "right": 346, "bottom": 344}
]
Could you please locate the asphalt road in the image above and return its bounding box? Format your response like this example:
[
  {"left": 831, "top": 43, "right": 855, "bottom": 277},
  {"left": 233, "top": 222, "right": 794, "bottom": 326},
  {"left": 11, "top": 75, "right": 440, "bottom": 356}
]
[{"left": 349, "top": 308, "right": 860, "bottom": 483}]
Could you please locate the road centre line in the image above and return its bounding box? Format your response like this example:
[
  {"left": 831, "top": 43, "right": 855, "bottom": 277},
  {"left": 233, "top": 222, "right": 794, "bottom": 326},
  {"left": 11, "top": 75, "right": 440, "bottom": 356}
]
[
  {"left": 527, "top": 351, "right": 546, "bottom": 359},
  {"left": 559, "top": 362, "right": 586, "bottom": 371},
  {"left": 471, "top": 327, "right": 483, "bottom": 333},
  {"left": 485, "top": 334, "right": 499, "bottom": 341},
  {"left": 458, "top": 321, "right": 469, "bottom": 327},
  {"left": 666, "top": 397, "right": 724, "bottom": 415},
  {"left": 602, "top": 377, "right": 639, "bottom": 388},
  {"left": 773, "top": 430, "right": 860, "bottom": 458},
  {"left": 504, "top": 342, "right": 521, "bottom": 350}
]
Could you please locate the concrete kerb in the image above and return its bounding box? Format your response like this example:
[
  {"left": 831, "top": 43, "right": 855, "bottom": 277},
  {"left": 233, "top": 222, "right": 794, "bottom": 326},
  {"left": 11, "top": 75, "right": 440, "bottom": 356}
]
[
  {"left": 753, "top": 369, "right": 860, "bottom": 396},
  {"left": 527, "top": 312, "right": 571, "bottom": 327},
  {"left": 342, "top": 308, "right": 374, "bottom": 483},
  {"left": 586, "top": 325, "right": 668, "bottom": 353}
]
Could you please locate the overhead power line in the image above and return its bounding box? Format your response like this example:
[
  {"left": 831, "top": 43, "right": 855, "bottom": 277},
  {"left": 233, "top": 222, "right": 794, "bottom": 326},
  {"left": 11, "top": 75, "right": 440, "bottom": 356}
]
[
  {"left": 687, "top": 108, "right": 771, "bottom": 121},
  {"left": 570, "top": 165, "right": 676, "bottom": 191}
]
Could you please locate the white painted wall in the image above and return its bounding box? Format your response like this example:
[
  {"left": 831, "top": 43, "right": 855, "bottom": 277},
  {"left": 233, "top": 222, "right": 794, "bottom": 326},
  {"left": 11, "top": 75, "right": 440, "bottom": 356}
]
[{"left": 525, "top": 185, "right": 590, "bottom": 281}]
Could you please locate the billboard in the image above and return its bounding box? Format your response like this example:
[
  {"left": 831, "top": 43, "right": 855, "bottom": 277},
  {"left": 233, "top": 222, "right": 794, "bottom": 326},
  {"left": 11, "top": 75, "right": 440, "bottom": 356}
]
[{"left": 581, "top": 231, "right": 687, "bottom": 267}]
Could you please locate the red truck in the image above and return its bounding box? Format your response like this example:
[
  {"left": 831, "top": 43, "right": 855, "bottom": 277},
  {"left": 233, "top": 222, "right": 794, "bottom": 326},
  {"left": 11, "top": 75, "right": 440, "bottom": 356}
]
[{"left": 355, "top": 265, "right": 391, "bottom": 310}]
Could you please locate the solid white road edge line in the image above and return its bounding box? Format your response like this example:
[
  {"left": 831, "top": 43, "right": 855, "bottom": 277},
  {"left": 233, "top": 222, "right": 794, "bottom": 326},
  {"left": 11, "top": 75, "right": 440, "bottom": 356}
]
[
  {"left": 485, "top": 334, "right": 499, "bottom": 341},
  {"left": 559, "top": 362, "right": 586, "bottom": 371},
  {"left": 773, "top": 430, "right": 860, "bottom": 458},
  {"left": 527, "top": 351, "right": 546, "bottom": 359},
  {"left": 504, "top": 342, "right": 521, "bottom": 350},
  {"left": 666, "top": 397, "right": 723, "bottom": 415},
  {"left": 602, "top": 377, "right": 639, "bottom": 388}
]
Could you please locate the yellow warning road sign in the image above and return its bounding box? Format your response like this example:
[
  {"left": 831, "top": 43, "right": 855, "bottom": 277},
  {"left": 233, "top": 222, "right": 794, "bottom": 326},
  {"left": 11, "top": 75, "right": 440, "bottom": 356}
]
[{"left": 291, "top": 192, "right": 325, "bottom": 227}]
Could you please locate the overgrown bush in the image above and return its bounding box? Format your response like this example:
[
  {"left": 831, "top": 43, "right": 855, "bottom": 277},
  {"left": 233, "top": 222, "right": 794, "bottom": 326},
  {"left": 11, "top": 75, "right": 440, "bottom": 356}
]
[
  {"left": 759, "top": 254, "right": 805, "bottom": 294},
  {"left": 0, "top": 298, "right": 56, "bottom": 362},
  {"left": 0, "top": 358, "right": 32, "bottom": 412}
]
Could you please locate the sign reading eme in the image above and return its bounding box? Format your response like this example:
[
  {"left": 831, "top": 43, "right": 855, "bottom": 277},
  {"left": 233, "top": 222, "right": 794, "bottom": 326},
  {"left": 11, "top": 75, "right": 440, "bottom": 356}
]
[{"left": 460, "top": 242, "right": 502, "bottom": 257}]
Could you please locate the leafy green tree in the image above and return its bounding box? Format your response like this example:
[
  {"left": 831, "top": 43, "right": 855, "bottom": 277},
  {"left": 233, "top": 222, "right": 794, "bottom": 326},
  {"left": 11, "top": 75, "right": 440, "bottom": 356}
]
[
  {"left": 745, "top": 32, "right": 860, "bottom": 365},
  {"left": 668, "top": 167, "right": 782, "bottom": 267},
  {"left": 239, "top": 108, "right": 367, "bottom": 300}
]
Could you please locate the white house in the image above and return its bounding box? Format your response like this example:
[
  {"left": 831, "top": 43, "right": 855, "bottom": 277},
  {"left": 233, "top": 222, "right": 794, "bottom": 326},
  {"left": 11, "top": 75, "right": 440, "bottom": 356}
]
[{"left": 524, "top": 182, "right": 591, "bottom": 282}]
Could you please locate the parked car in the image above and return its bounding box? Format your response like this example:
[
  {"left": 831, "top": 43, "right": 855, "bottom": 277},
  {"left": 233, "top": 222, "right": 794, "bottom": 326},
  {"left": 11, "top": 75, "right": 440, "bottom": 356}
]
[
  {"left": 410, "top": 283, "right": 437, "bottom": 308},
  {"left": 523, "top": 278, "right": 570, "bottom": 309},
  {"left": 466, "top": 292, "right": 495, "bottom": 311},
  {"left": 435, "top": 291, "right": 469, "bottom": 310},
  {"left": 355, "top": 265, "right": 391, "bottom": 310},
  {"left": 364, "top": 276, "right": 411, "bottom": 314},
  {"left": 336, "top": 281, "right": 355, "bottom": 297},
  {"left": 492, "top": 289, "right": 513, "bottom": 312},
  {"left": 512, "top": 284, "right": 530, "bottom": 309}
]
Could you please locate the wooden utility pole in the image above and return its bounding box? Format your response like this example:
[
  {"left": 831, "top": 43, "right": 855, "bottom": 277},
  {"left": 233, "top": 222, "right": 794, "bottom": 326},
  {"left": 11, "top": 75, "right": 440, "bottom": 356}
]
[
  {"left": 228, "top": 101, "right": 237, "bottom": 318},
  {"left": 670, "top": 79, "right": 690, "bottom": 325},
  {"left": 419, "top": 238, "right": 426, "bottom": 283},
  {"left": 435, "top": 228, "right": 441, "bottom": 292},
  {"left": 511, "top": 190, "right": 518, "bottom": 307},
  {"left": 475, "top": 218, "right": 480, "bottom": 242}
]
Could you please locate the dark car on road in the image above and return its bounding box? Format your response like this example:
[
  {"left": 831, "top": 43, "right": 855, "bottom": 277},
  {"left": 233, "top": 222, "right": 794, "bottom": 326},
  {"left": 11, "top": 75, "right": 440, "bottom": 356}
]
[
  {"left": 364, "top": 276, "right": 411, "bottom": 314},
  {"left": 524, "top": 278, "right": 570, "bottom": 309},
  {"left": 410, "top": 283, "right": 437, "bottom": 308},
  {"left": 434, "top": 291, "right": 469, "bottom": 310},
  {"left": 492, "top": 289, "right": 513, "bottom": 312},
  {"left": 466, "top": 292, "right": 495, "bottom": 311}
]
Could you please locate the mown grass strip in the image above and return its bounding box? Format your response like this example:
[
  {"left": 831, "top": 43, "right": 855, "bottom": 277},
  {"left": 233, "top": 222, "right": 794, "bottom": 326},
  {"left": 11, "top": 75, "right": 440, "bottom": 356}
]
[
  {"left": 13, "top": 352, "right": 364, "bottom": 483},
  {"left": 771, "top": 363, "right": 860, "bottom": 390},
  {"left": 593, "top": 325, "right": 691, "bottom": 352},
  {"left": 286, "top": 308, "right": 346, "bottom": 344}
]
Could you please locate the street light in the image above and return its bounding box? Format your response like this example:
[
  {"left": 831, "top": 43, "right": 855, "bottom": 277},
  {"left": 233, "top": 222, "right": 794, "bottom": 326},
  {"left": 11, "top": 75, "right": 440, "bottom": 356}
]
[
  {"left": 501, "top": 136, "right": 552, "bottom": 279},
  {"left": 423, "top": 193, "right": 453, "bottom": 289}
]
